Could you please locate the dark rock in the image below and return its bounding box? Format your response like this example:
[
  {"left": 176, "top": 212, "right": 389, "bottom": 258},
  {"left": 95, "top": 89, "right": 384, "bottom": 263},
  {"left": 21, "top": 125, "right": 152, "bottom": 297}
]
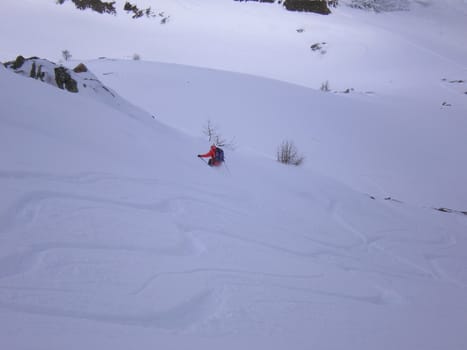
[
  {"left": 311, "top": 43, "right": 322, "bottom": 51},
  {"left": 55, "top": 67, "right": 78, "bottom": 93},
  {"left": 36, "top": 65, "right": 45, "bottom": 81},
  {"left": 11, "top": 55, "right": 26, "bottom": 69},
  {"left": 284, "top": 0, "right": 331, "bottom": 14},
  {"left": 234, "top": 0, "right": 275, "bottom": 2},
  {"left": 384, "top": 197, "right": 403, "bottom": 203},
  {"left": 311, "top": 42, "right": 326, "bottom": 51},
  {"left": 73, "top": 63, "right": 88, "bottom": 73},
  {"left": 30, "top": 62, "right": 37, "bottom": 78},
  {"left": 60, "top": 0, "right": 116, "bottom": 15}
]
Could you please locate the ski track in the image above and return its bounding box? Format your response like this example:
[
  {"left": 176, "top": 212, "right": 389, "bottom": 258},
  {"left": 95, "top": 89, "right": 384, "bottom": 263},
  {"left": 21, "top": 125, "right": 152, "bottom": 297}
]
[
  {"left": 0, "top": 172, "right": 208, "bottom": 280},
  {"left": 197, "top": 225, "right": 439, "bottom": 281},
  {"left": 0, "top": 238, "right": 203, "bottom": 281},
  {"left": 327, "top": 200, "right": 435, "bottom": 279},
  {"left": 225, "top": 279, "right": 406, "bottom": 306},
  {"left": 133, "top": 268, "right": 406, "bottom": 306},
  {"left": 0, "top": 170, "right": 161, "bottom": 185},
  {"left": 131, "top": 268, "right": 324, "bottom": 296},
  {"left": 325, "top": 197, "right": 467, "bottom": 290},
  {"left": 0, "top": 190, "right": 186, "bottom": 235},
  {"left": 0, "top": 288, "right": 218, "bottom": 330},
  {"left": 0, "top": 185, "right": 454, "bottom": 284},
  {"left": 1, "top": 168, "right": 466, "bottom": 333}
]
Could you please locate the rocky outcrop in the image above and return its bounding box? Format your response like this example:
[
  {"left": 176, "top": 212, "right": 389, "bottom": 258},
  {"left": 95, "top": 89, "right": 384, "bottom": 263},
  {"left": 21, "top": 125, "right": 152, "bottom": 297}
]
[
  {"left": 56, "top": 0, "right": 116, "bottom": 15},
  {"left": 54, "top": 66, "right": 79, "bottom": 93},
  {"left": 284, "top": 0, "right": 331, "bottom": 14},
  {"left": 6, "top": 55, "right": 80, "bottom": 93},
  {"left": 234, "top": 0, "right": 275, "bottom": 3},
  {"left": 3, "top": 56, "right": 142, "bottom": 117},
  {"left": 3, "top": 55, "right": 111, "bottom": 95},
  {"left": 29, "top": 61, "right": 46, "bottom": 81},
  {"left": 234, "top": 0, "right": 331, "bottom": 14}
]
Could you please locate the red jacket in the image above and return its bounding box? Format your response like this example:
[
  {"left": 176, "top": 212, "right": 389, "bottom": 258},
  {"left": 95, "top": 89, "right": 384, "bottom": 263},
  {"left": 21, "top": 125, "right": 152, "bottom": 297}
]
[
  {"left": 199, "top": 145, "right": 221, "bottom": 166},
  {"left": 199, "top": 145, "right": 216, "bottom": 159}
]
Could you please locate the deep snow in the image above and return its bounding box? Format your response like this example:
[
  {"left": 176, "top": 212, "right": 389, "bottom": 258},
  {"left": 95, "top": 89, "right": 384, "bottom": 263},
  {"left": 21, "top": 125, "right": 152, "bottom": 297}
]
[
  {"left": 2, "top": 58, "right": 467, "bottom": 349},
  {"left": 1, "top": 0, "right": 467, "bottom": 349}
]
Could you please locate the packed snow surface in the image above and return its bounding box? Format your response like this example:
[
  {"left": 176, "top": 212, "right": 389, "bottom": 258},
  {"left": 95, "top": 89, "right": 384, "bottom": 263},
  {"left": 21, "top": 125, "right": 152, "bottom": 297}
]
[{"left": 1, "top": 0, "right": 467, "bottom": 349}]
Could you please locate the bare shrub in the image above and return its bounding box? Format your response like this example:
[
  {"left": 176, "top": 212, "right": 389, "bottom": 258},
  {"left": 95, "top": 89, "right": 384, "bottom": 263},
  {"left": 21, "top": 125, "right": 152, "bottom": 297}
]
[
  {"left": 202, "top": 120, "right": 236, "bottom": 150},
  {"left": 62, "top": 50, "right": 72, "bottom": 61},
  {"left": 320, "top": 80, "right": 330, "bottom": 92},
  {"left": 277, "top": 140, "right": 304, "bottom": 166}
]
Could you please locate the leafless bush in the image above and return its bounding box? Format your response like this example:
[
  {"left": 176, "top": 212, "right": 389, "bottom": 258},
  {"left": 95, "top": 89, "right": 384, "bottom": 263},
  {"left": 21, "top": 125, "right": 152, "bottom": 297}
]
[
  {"left": 62, "top": 50, "right": 72, "bottom": 61},
  {"left": 277, "top": 140, "right": 304, "bottom": 166},
  {"left": 202, "top": 120, "right": 236, "bottom": 150},
  {"left": 320, "top": 80, "right": 330, "bottom": 92}
]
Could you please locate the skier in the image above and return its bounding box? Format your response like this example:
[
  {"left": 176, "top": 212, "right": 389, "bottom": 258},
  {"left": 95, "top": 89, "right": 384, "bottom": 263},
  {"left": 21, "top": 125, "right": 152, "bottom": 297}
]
[{"left": 198, "top": 144, "right": 224, "bottom": 167}]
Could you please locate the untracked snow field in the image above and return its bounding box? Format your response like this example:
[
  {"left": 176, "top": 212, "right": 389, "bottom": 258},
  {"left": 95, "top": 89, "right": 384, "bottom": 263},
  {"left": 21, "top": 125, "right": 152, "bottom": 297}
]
[{"left": 1, "top": 0, "right": 467, "bottom": 349}]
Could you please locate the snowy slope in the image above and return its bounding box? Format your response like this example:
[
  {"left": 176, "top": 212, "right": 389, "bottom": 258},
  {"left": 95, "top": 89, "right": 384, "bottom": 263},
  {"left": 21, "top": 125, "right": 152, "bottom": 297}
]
[
  {"left": 3, "top": 0, "right": 466, "bottom": 207},
  {"left": 88, "top": 58, "right": 467, "bottom": 209},
  {"left": 1, "top": 0, "right": 466, "bottom": 96},
  {"left": 1, "top": 57, "right": 467, "bottom": 350},
  {"left": 1, "top": 0, "right": 467, "bottom": 349}
]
